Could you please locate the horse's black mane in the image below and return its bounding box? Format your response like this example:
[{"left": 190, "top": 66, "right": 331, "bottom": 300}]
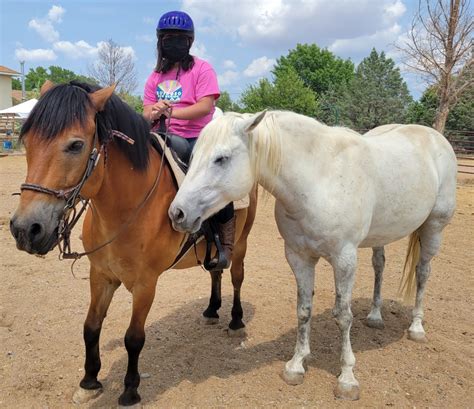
[{"left": 20, "top": 80, "right": 151, "bottom": 170}]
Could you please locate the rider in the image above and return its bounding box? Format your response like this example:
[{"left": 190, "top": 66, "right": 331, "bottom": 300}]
[{"left": 143, "top": 10, "right": 235, "bottom": 270}]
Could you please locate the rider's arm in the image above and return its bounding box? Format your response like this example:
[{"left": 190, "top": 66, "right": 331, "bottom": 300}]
[{"left": 171, "top": 96, "right": 215, "bottom": 120}]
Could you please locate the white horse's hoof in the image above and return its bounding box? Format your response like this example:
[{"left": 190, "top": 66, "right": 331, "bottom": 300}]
[
  {"left": 281, "top": 368, "right": 304, "bottom": 385},
  {"left": 408, "top": 330, "right": 428, "bottom": 343},
  {"left": 227, "top": 327, "right": 247, "bottom": 338},
  {"left": 72, "top": 387, "right": 103, "bottom": 404},
  {"left": 334, "top": 382, "right": 360, "bottom": 400},
  {"left": 201, "top": 316, "right": 219, "bottom": 325},
  {"left": 366, "top": 317, "right": 385, "bottom": 329}
]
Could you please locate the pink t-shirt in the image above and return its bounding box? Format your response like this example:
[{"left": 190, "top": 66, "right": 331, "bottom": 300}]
[{"left": 144, "top": 57, "right": 220, "bottom": 138}]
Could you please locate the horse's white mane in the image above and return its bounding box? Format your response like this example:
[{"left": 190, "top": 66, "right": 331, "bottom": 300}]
[{"left": 194, "top": 110, "right": 361, "bottom": 182}]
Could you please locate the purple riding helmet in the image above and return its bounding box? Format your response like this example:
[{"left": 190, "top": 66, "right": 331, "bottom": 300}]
[{"left": 157, "top": 11, "right": 194, "bottom": 35}]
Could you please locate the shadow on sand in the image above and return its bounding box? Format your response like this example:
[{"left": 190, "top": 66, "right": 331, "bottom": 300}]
[{"left": 89, "top": 296, "right": 410, "bottom": 407}]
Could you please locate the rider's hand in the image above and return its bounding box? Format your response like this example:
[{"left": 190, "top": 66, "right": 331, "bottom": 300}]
[{"left": 151, "top": 100, "right": 171, "bottom": 121}]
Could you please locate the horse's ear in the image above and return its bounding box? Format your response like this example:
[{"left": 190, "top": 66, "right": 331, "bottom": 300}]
[
  {"left": 240, "top": 110, "right": 267, "bottom": 134},
  {"left": 90, "top": 84, "right": 116, "bottom": 112},
  {"left": 40, "top": 80, "right": 55, "bottom": 96}
]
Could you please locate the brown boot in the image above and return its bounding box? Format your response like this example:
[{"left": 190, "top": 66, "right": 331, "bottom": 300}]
[{"left": 208, "top": 217, "right": 236, "bottom": 270}]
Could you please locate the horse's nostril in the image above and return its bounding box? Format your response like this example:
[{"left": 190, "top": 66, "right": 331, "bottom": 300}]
[
  {"left": 29, "top": 223, "right": 43, "bottom": 239},
  {"left": 174, "top": 207, "right": 185, "bottom": 223},
  {"left": 10, "top": 218, "right": 19, "bottom": 239}
]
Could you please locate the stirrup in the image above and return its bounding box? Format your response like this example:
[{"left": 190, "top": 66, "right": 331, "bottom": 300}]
[{"left": 204, "top": 232, "right": 229, "bottom": 271}]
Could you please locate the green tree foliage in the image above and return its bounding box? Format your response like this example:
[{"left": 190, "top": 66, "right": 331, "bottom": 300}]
[
  {"left": 407, "top": 85, "right": 473, "bottom": 131},
  {"left": 240, "top": 67, "right": 318, "bottom": 116},
  {"left": 12, "top": 78, "right": 21, "bottom": 90},
  {"left": 21, "top": 66, "right": 97, "bottom": 91},
  {"left": 216, "top": 91, "right": 242, "bottom": 112},
  {"left": 339, "top": 49, "right": 412, "bottom": 130},
  {"left": 274, "top": 44, "right": 354, "bottom": 96},
  {"left": 119, "top": 92, "right": 144, "bottom": 114}
]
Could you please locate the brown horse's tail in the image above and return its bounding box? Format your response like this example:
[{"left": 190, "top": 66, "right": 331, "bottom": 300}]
[{"left": 398, "top": 229, "right": 421, "bottom": 304}]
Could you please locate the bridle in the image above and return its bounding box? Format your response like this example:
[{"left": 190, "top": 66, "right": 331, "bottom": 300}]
[{"left": 18, "top": 110, "right": 171, "bottom": 261}]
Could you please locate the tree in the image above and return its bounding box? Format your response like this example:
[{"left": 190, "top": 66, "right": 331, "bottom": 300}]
[
  {"left": 273, "top": 43, "right": 354, "bottom": 96},
  {"left": 216, "top": 91, "right": 242, "bottom": 112},
  {"left": 17, "top": 66, "right": 96, "bottom": 92},
  {"left": 88, "top": 39, "right": 138, "bottom": 94},
  {"left": 407, "top": 83, "right": 473, "bottom": 131},
  {"left": 240, "top": 67, "right": 318, "bottom": 116},
  {"left": 119, "top": 92, "right": 144, "bottom": 114},
  {"left": 339, "top": 49, "right": 413, "bottom": 130},
  {"left": 396, "top": 0, "right": 473, "bottom": 132}
]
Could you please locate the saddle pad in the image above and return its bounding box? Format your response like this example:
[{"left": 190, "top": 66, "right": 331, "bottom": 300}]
[{"left": 151, "top": 132, "right": 249, "bottom": 210}]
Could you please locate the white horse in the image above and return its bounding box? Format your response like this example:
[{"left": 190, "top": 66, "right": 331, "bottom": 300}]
[{"left": 168, "top": 111, "right": 457, "bottom": 400}]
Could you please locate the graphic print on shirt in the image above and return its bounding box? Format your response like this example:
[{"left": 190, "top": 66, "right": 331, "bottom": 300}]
[{"left": 157, "top": 79, "right": 183, "bottom": 102}]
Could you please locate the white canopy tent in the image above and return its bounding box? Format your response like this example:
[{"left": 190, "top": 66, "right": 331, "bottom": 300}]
[{"left": 0, "top": 98, "right": 37, "bottom": 118}]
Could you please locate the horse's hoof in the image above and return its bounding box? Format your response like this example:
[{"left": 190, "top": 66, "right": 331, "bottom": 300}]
[
  {"left": 72, "top": 387, "right": 103, "bottom": 404},
  {"left": 118, "top": 403, "right": 142, "bottom": 409},
  {"left": 201, "top": 316, "right": 219, "bottom": 325},
  {"left": 281, "top": 369, "right": 304, "bottom": 385},
  {"left": 366, "top": 318, "right": 385, "bottom": 329},
  {"left": 334, "top": 382, "right": 360, "bottom": 400},
  {"left": 408, "top": 330, "right": 428, "bottom": 343},
  {"left": 227, "top": 327, "right": 247, "bottom": 338}
]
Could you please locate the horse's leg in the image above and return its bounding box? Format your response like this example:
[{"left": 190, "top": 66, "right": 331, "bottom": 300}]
[
  {"left": 73, "top": 271, "right": 120, "bottom": 404},
  {"left": 281, "top": 246, "right": 317, "bottom": 385},
  {"left": 227, "top": 238, "right": 247, "bottom": 337},
  {"left": 366, "top": 246, "right": 385, "bottom": 329},
  {"left": 202, "top": 270, "right": 222, "bottom": 324},
  {"left": 118, "top": 280, "right": 157, "bottom": 407},
  {"left": 408, "top": 222, "right": 443, "bottom": 343},
  {"left": 331, "top": 246, "right": 360, "bottom": 400}
]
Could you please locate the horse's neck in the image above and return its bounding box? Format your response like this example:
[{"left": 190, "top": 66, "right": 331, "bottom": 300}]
[
  {"left": 255, "top": 119, "right": 355, "bottom": 212},
  {"left": 92, "top": 143, "right": 175, "bottom": 223}
]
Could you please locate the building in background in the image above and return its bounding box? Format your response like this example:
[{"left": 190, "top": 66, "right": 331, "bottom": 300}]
[{"left": 0, "top": 66, "right": 20, "bottom": 110}]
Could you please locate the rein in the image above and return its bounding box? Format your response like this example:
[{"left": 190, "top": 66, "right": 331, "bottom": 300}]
[{"left": 19, "top": 109, "right": 172, "bottom": 261}]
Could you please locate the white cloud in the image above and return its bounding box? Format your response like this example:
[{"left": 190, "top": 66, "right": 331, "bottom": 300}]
[
  {"left": 218, "top": 70, "right": 239, "bottom": 86},
  {"left": 223, "top": 59, "right": 236, "bottom": 69},
  {"left": 28, "top": 5, "right": 65, "bottom": 43},
  {"left": 329, "top": 23, "right": 402, "bottom": 59},
  {"left": 183, "top": 0, "right": 407, "bottom": 51},
  {"left": 384, "top": 0, "right": 406, "bottom": 19},
  {"left": 191, "top": 41, "right": 211, "bottom": 61},
  {"left": 15, "top": 48, "right": 57, "bottom": 61},
  {"left": 48, "top": 5, "right": 65, "bottom": 22},
  {"left": 28, "top": 18, "right": 60, "bottom": 43},
  {"left": 243, "top": 56, "right": 275, "bottom": 77},
  {"left": 53, "top": 40, "right": 98, "bottom": 59}
]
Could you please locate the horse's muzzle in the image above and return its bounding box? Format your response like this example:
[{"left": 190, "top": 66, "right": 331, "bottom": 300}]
[
  {"left": 169, "top": 203, "right": 202, "bottom": 234},
  {"left": 10, "top": 212, "right": 60, "bottom": 255}
]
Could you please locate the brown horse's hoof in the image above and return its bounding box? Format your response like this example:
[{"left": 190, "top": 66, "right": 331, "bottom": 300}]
[
  {"left": 72, "top": 387, "right": 103, "bottom": 404},
  {"left": 334, "top": 382, "right": 360, "bottom": 400},
  {"left": 227, "top": 327, "right": 247, "bottom": 338},
  {"left": 408, "top": 330, "right": 428, "bottom": 343},
  {"left": 201, "top": 316, "right": 219, "bottom": 325},
  {"left": 366, "top": 317, "right": 385, "bottom": 329},
  {"left": 281, "top": 369, "right": 304, "bottom": 385},
  {"left": 118, "top": 403, "right": 142, "bottom": 409}
]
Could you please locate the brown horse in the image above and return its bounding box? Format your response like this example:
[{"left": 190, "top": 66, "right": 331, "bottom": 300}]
[{"left": 10, "top": 80, "right": 257, "bottom": 407}]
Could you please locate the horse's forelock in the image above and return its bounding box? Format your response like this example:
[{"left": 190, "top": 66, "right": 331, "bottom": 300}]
[{"left": 193, "top": 111, "right": 283, "bottom": 185}]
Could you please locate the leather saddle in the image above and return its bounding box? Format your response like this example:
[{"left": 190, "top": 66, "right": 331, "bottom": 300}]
[{"left": 149, "top": 120, "right": 228, "bottom": 271}]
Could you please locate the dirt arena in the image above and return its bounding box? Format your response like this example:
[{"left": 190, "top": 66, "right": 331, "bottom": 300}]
[{"left": 0, "top": 155, "right": 472, "bottom": 408}]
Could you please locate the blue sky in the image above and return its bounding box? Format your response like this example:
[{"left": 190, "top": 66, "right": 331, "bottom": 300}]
[{"left": 1, "top": 0, "right": 426, "bottom": 100}]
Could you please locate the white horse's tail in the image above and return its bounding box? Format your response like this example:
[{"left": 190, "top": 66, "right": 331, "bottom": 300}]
[{"left": 398, "top": 229, "right": 421, "bottom": 304}]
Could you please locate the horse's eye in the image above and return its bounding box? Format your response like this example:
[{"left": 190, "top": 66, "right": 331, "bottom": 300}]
[
  {"left": 214, "top": 155, "right": 229, "bottom": 166},
  {"left": 66, "top": 140, "right": 84, "bottom": 153}
]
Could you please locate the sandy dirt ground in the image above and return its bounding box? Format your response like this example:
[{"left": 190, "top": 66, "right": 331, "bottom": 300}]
[{"left": 0, "top": 155, "right": 473, "bottom": 409}]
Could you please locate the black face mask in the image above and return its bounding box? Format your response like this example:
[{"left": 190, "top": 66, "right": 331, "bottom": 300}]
[{"left": 161, "top": 36, "right": 190, "bottom": 63}]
